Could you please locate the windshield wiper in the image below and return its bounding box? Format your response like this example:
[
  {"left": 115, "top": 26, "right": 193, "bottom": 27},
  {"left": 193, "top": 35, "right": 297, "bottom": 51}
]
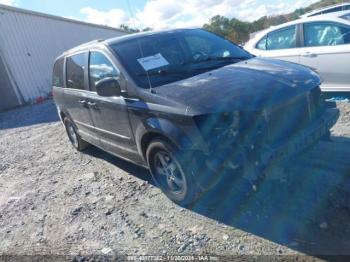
[
  {"left": 136, "top": 69, "right": 186, "bottom": 77},
  {"left": 182, "top": 56, "right": 249, "bottom": 65},
  {"left": 209, "top": 56, "right": 249, "bottom": 61}
]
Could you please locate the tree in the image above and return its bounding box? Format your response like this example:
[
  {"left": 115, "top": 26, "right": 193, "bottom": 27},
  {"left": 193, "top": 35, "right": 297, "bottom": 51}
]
[
  {"left": 119, "top": 24, "right": 152, "bottom": 33},
  {"left": 202, "top": 0, "right": 348, "bottom": 44}
]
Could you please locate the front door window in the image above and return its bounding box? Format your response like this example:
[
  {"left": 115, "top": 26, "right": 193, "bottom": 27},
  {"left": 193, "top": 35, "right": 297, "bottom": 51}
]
[{"left": 89, "top": 51, "right": 120, "bottom": 91}]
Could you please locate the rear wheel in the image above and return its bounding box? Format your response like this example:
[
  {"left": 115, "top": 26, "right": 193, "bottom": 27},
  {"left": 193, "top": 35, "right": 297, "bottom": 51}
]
[
  {"left": 64, "top": 118, "right": 89, "bottom": 151},
  {"left": 146, "top": 139, "right": 200, "bottom": 206}
]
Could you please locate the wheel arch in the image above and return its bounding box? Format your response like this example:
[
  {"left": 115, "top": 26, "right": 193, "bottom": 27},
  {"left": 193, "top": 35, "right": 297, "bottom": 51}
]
[
  {"left": 140, "top": 132, "right": 177, "bottom": 161},
  {"left": 58, "top": 110, "right": 74, "bottom": 125},
  {"left": 135, "top": 117, "right": 192, "bottom": 162},
  {"left": 59, "top": 111, "right": 67, "bottom": 122}
]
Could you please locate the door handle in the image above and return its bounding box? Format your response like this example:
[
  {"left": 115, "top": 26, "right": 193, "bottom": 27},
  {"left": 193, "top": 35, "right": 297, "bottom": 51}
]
[
  {"left": 88, "top": 101, "right": 98, "bottom": 110},
  {"left": 78, "top": 100, "right": 88, "bottom": 106},
  {"left": 302, "top": 52, "right": 317, "bottom": 58}
]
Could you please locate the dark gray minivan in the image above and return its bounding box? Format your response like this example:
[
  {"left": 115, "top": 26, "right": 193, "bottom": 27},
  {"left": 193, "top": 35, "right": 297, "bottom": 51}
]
[{"left": 53, "top": 28, "right": 339, "bottom": 205}]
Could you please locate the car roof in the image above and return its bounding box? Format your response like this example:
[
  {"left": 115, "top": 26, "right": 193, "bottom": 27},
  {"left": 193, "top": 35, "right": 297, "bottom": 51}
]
[
  {"left": 301, "top": 3, "right": 350, "bottom": 18},
  {"left": 247, "top": 10, "right": 350, "bottom": 44},
  {"left": 104, "top": 28, "right": 199, "bottom": 45},
  {"left": 62, "top": 39, "right": 105, "bottom": 55}
]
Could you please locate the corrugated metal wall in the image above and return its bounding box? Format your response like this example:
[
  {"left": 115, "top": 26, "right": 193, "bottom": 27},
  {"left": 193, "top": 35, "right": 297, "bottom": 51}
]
[
  {"left": 0, "top": 4, "right": 126, "bottom": 109},
  {"left": 0, "top": 54, "right": 19, "bottom": 110}
]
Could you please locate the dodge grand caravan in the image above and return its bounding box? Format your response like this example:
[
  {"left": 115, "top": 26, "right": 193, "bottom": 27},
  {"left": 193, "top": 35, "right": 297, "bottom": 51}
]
[{"left": 53, "top": 29, "right": 339, "bottom": 205}]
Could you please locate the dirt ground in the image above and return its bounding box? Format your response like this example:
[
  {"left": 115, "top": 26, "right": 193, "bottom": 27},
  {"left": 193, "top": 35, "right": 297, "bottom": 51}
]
[{"left": 0, "top": 100, "right": 350, "bottom": 261}]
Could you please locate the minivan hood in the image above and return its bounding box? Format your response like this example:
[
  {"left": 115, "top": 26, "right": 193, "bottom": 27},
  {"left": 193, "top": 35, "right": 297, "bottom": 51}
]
[{"left": 153, "top": 58, "right": 321, "bottom": 115}]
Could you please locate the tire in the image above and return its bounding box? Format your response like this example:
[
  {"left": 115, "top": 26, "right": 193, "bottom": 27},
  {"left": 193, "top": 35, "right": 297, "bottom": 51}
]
[
  {"left": 63, "top": 118, "right": 89, "bottom": 151},
  {"left": 146, "top": 139, "right": 200, "bottom": 206}
]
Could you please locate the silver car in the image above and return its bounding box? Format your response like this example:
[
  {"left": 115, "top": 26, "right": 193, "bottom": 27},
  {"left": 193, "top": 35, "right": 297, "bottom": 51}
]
[{"left": 245, "top": 11, "right": 350, "bottom": 92}]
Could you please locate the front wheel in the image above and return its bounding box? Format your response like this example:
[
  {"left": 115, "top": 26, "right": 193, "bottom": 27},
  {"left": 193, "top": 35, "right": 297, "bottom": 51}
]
[{"left": 146, "top": 139, "right": 200, "bottom": 206}]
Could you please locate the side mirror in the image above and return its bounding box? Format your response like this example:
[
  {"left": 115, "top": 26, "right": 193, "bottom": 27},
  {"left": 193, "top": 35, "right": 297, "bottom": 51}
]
[{"left": 95, "top": 78, "right": 121, "bottom": 97}]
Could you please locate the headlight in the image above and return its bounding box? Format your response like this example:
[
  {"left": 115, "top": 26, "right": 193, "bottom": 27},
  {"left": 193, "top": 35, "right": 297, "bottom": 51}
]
[{"left": 194, "top": 111, "right": 240, "bottom": 139}]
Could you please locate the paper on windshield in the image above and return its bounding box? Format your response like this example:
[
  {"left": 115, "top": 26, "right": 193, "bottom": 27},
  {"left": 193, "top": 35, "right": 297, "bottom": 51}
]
[{"left": 137, "top": 53, "right": 169, "bottom": 71}]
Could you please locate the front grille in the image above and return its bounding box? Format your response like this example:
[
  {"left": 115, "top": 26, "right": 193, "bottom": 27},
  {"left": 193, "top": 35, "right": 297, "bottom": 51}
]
[{"left": 264, "top": 88, "right": 322, "bottom": 146}]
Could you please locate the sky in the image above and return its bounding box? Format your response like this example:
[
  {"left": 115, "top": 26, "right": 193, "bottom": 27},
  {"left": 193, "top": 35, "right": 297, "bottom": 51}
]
[{"left": 0, "top": 0, "right": 319, "bottom": 30}]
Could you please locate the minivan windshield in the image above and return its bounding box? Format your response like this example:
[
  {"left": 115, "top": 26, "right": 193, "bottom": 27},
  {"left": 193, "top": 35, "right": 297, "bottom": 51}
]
[{"left": 110, "top": 29, "right": 253, "bottom": 88}]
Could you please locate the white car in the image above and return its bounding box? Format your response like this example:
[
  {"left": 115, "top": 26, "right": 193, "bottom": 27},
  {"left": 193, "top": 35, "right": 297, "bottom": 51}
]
[
  {"left": 245, "top": 11, "right": 350, "bottom": 92},
  {"left": 301, "top": 3, "right": 350, "bottom": 18}
]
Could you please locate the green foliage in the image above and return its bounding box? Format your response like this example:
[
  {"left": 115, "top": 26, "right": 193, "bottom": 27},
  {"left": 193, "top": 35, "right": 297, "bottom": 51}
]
[
  {"left": 119, "top": 24, "right": 152, "bottom": 33},
  {"left": 203, "top": 0, "right": 349, "bottom": 44}
]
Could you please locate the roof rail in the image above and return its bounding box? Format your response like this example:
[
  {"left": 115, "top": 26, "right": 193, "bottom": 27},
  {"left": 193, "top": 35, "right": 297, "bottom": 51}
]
[{"left": 63, "top": 39, "right": 105, "bottom": 54}]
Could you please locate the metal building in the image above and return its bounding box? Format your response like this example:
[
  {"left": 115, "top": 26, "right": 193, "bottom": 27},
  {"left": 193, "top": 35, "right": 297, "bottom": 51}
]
[{"left": 0, "top": 4, "right": 126, "bottom": 111}]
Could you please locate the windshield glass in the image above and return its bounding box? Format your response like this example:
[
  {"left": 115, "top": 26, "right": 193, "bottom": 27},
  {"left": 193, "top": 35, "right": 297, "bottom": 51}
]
[{"left": 110, "top": 29, "right": 252, "bottom": 88}]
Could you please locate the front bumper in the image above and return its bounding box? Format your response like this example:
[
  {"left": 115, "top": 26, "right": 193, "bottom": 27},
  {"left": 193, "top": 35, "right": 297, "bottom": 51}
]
[
  {"left": 260, "top": 108, "right": 339, "bottom": 166},
  {"left": 199, "top": 107, "right": 339, "bottom": 186}
]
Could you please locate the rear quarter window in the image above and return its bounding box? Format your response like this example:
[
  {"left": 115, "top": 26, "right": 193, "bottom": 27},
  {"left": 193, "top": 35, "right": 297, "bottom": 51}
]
[
  {"left": 66, "top": 53, "right": 86, "bottom": 90},
  {"left": 52, "top": 58, "right": 64, "bottom": 87}
]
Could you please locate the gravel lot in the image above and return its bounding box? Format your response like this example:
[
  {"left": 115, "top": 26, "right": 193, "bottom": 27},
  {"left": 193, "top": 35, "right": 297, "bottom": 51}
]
[{"left": 0, "top": 100, "right": 350, "bottom": 261}]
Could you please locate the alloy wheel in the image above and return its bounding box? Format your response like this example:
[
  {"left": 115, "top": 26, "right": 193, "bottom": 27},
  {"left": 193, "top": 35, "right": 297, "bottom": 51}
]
[{"left": 153, "top": 150, "right": 186, "bottom": 195}]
